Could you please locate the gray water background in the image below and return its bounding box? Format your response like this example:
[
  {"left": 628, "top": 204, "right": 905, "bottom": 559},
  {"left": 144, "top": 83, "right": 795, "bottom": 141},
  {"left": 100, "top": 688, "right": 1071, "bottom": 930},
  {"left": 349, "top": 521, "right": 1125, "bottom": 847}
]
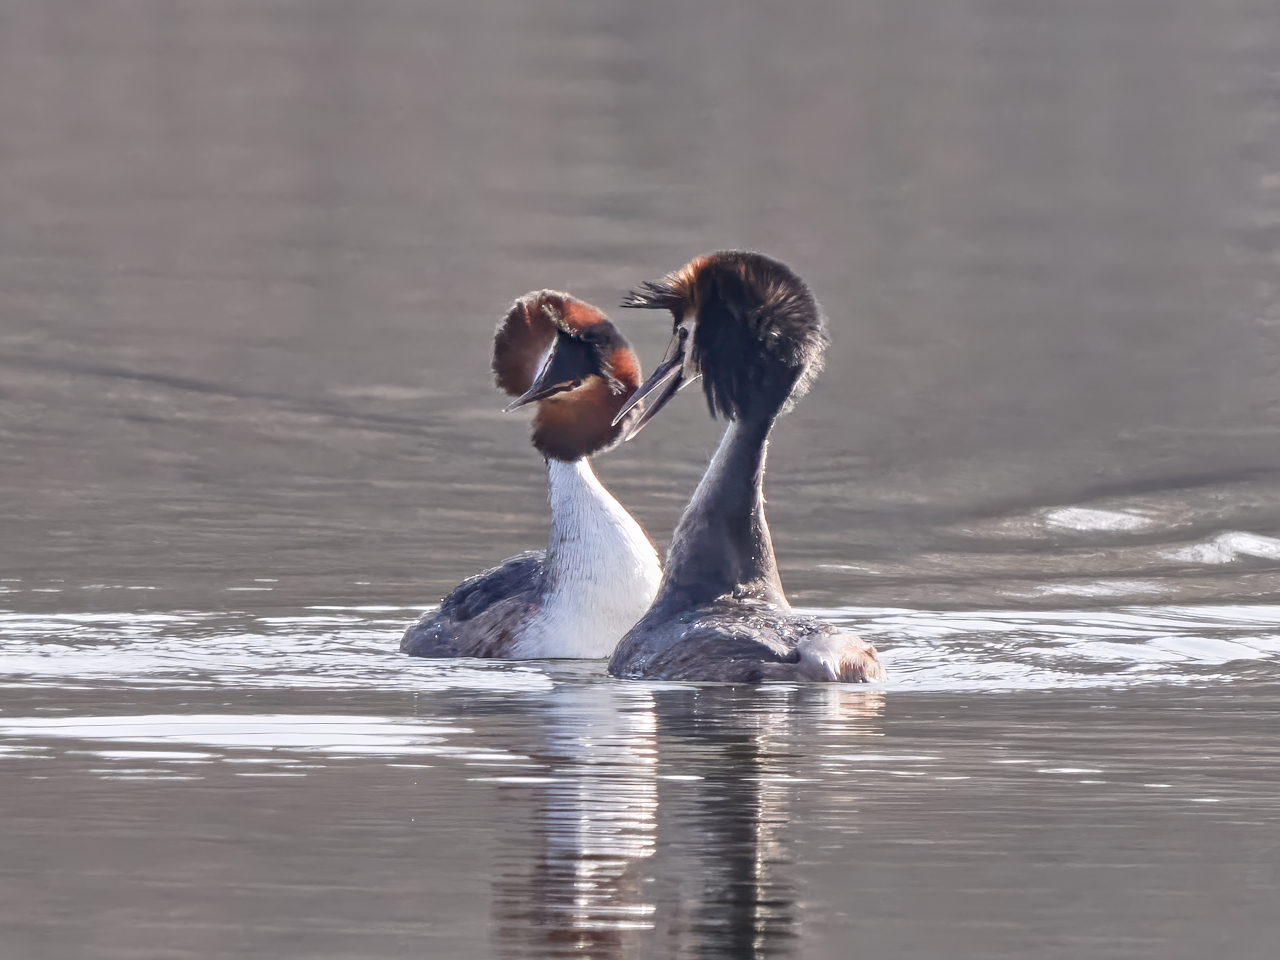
[{"left": 2, "top": 1, "right": 1280, "bottom": 957}]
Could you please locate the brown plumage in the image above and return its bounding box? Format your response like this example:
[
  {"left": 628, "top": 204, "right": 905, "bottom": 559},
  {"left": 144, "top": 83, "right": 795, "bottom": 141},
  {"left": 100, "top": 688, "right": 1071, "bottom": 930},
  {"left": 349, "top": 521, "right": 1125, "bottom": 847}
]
[
  {"left": 492, "top": 291, "right": 559, "bottom": 398},
  {"left": 493, "top": 290, "right": 641, "bottom": 461}
]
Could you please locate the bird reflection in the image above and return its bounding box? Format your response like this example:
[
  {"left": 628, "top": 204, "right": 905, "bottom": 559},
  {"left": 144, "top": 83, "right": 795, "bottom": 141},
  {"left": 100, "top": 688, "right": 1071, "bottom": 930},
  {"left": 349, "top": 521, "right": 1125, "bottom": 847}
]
[
  {"left": 493, "top": 681, "right": 660, "bottom": 958},
  {"left": 654, "top": 686, "right": 798, "bottom": 957},
  {"left": 490, "top": 680, "right": 886, "bottom": 959},
  {"left": 648, "top": 686, "right": 884, "bottom": 958}
]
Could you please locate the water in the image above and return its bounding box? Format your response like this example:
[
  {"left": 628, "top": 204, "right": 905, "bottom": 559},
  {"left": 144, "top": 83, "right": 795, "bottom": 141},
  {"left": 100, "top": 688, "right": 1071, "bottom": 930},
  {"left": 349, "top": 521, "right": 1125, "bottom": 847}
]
[
  {"left": 3, "top": 1, "right": 1280, "bottom": 956},
  {"left": 3, "top": 619, "right": 1280, "bottom": 959}
]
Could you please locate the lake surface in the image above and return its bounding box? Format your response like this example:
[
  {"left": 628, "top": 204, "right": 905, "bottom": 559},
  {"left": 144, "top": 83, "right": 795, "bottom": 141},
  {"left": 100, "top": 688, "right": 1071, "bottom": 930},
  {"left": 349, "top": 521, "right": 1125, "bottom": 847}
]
[{"left": 2, "top": 1, "right": 1280, "bottom": 957}]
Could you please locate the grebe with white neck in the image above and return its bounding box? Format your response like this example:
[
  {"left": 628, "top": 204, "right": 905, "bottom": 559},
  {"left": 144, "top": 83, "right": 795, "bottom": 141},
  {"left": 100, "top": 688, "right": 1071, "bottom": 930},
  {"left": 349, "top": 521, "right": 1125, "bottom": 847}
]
[
  {"left": 606, "top": 252, "right": 886, "bottom": 683},
  {"left": 401, "top": 291, "right": 661, "bottom": 660}
]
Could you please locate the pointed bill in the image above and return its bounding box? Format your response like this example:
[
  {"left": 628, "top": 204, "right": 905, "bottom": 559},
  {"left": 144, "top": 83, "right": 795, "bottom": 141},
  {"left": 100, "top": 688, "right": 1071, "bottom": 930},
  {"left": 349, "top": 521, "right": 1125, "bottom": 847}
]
[
  {"left": 503, "top": 379, "right": 559, "bottom": 411},
  {"left": 503, "top": 333, "right": 593, "bottom": 411},
  {"left": 611, "top": 326, "right": 697, "bottom": 441}
]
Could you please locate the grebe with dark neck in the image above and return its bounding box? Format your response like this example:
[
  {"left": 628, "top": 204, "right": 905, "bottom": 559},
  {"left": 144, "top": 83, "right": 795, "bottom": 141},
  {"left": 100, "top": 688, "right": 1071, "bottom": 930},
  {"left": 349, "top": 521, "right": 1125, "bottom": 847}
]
[
  {"left": 401, "top": 291, "right": 661, "bottom": 659},
  {"left": 606, "top": 252, "right": 886, "bottom": 682}
]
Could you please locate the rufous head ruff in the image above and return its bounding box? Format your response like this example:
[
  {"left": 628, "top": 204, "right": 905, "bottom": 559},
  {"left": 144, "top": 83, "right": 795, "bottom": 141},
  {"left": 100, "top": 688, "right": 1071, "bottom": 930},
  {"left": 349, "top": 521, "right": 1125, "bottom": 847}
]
[{"left": 493, "top": 291, "right": 642, "bottom": 461}]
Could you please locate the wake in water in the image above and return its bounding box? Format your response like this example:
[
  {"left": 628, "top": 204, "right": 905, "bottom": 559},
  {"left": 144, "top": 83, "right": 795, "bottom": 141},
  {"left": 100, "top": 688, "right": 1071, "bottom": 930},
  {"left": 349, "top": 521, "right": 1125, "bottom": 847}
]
[
  {"left": 823, "top": 605, "right": 1280, "bottom": 689},
  {"left": 1, "top": 603, "right": 1279, "bottom": 693}
]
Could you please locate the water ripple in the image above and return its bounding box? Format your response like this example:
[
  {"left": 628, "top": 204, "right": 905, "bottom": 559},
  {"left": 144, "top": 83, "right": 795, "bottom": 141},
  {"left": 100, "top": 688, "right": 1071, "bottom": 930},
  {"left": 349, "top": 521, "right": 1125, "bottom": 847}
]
[
  {"left": 1, "top": 605, "right": 1278, "bottom": 695},
  {"left": 816, "top": 604, "right": 1280, "bottom": 690},
  {"left": 0, "top": 610, "right": 551, "bottom": 693}
]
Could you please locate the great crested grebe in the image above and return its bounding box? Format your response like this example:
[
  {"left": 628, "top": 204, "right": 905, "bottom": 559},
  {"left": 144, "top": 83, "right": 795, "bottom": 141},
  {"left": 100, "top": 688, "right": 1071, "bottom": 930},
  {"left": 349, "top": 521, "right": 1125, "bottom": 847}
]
[
  {"left": 606, "top": 251, "right": 886, "bottom": 683},
  {"left": 401, "top": 291, "right": 661, "bottom": 659}
]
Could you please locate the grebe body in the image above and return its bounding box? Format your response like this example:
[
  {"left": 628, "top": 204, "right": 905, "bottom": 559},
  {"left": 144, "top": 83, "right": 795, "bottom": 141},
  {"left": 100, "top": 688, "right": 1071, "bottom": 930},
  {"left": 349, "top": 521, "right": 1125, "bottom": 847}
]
[
  {"left": 606, "top": 252, "right": 885, "bottom": 683},
  {"left": 401, "top": 292, "right": 661, "bottom": 659}
]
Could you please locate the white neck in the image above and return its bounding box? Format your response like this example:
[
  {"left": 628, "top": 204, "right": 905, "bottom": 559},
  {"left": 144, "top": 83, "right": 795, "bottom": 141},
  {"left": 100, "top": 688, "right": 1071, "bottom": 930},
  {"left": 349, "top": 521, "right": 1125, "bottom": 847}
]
[{"left": 511, "top": 458, "right": 662, "bottom": 659}]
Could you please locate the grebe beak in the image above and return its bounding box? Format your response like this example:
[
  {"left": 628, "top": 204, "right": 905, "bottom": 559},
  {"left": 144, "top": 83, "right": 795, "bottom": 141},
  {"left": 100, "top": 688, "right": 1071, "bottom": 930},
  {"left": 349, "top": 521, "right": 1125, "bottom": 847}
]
[
  {"left": 504, "top": 379, "right": 561, "bottom": 411},
  {"left": 612, "top": 325, "right": 697, "bottom": 440},
  {"left": 504, "top": 330, "right": 599, "bottom": 411}
]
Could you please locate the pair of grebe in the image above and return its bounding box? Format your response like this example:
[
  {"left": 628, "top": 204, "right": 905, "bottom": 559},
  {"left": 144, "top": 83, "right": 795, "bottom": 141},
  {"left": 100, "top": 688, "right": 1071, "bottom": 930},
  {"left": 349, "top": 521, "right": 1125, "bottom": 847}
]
[{"left": 401, "top": 252, "right": 885, "bottom": 683}]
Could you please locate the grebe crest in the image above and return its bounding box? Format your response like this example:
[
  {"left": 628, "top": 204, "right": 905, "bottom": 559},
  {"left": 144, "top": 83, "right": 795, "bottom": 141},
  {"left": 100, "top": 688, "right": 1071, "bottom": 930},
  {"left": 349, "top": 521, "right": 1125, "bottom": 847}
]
[
  {"left": 494, "top": 290, "right": 641, "bottom": 461},
  {"left": 615, "top": 251, "right": 827, "bottom": 433}
]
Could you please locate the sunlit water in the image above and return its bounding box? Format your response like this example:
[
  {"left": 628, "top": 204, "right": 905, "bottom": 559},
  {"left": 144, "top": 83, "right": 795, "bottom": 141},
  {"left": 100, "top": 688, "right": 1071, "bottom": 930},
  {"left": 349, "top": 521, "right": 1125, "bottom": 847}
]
[
  {"left": 5, "top": 0, "right": 1280, "bottom": 956},
  {"left": 5, "top": 601, "right": 1280, "bottom": 694},
  {"left": 3, "top": 602, "right": 1280, "bottom": 957}
]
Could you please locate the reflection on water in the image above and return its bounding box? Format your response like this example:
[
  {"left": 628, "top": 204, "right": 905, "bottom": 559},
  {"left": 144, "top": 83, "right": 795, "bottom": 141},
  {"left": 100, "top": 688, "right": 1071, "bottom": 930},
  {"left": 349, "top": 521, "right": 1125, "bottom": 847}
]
[
  {"left": 489, "top": 681, "right": 887, "bottom": 959},
  {"left": 0, "top": 712, "right": 530, "bottom": 782},
  {"left": 1, "top": 616, "right": 1279, "bottom": 958},
  {"left": 0, "top": 623, "right": 899, "bottom": 959},
  {"left": 492, "top": 684, "right": 658, "bottom": 957},
  {"left": 652, "top": 689, "right": 802, "bottom": 959},
  {"left": 646, "top": 687, "right": 885, "bottom": 959}
]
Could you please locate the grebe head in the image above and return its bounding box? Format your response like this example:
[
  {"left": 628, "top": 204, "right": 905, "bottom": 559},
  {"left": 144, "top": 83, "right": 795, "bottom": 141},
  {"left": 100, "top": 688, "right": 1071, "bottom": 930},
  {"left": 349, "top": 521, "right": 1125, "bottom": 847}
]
[
  {"left": 613, "top": 251, "right": 828, "bottom": 439},
  {"left": 493, "top": 290, "right": 643, "bottom": 461}
]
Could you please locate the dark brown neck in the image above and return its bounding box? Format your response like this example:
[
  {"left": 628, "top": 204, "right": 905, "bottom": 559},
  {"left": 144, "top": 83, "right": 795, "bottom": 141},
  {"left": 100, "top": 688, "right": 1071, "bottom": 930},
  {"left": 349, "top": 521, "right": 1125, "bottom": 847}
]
[{"left": 655, "top": 414, "right": 789, "bottom": 611}]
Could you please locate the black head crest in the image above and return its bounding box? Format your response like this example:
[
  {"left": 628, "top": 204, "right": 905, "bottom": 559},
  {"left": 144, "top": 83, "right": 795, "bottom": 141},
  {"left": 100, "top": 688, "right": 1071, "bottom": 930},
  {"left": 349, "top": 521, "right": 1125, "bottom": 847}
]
[{"left": 624, "top": 252, "right": 828, "bottom": 422}]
